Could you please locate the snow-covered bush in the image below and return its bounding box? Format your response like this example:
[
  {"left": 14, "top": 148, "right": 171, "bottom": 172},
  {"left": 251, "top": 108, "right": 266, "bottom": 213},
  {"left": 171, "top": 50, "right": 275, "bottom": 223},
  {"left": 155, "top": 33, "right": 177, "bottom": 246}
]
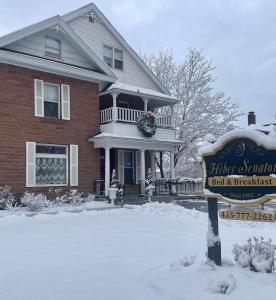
[
  {"left": 66, "top": 190, "right": 85, "bottom": 207},
  {"left": 209, "top": 274, "right": 236, "bottom": 295},
  {"left": 0, "top": 186, "right": 15, "bottom": 210},
  {"left": 170, "top": 255, "right": 197, "bottom": 268},
  {"left": 21, "top": 192, "right": 50, "bottom": 211},
  {"left": 86, "top": 193, "right": 95, "bottom": 202},
  {"left": 232, "top": 237, "right": 275, "bottom": 273}
]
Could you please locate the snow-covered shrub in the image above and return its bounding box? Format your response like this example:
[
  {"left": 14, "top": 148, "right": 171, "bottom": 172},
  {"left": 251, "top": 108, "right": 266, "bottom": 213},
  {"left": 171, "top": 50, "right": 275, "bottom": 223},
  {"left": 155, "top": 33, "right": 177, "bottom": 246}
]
[
  {"left": 86, "top": 193, "right": 95, "bottom": 202},
  {"left": 66, "top": 190, "right": 85, "bottom": 207},
  {"left": 21, "top": 192, "right": 50, "bottom": 211},
  {"left": 232, "top": 237, "right": 275, "bottom": 273},
  {"left": 170, "top": 255, "right": 196, "bottom": 268},
  {"left": 0, "top": 186, "right": 15, "bottom": 210},
  {"left": 209, "top": 274, "right": 236, "bottom": 295}
]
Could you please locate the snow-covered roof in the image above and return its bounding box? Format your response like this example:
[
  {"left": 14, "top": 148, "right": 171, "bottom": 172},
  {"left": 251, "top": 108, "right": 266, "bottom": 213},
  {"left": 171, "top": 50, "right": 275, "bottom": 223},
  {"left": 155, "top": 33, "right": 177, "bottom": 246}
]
[
  {"left": 100, "top": 82, "right": 178, "bottom": 103},
  {"left": 246, "top": 123, "right": 275, "bottom": 134},
  {"left": 89, "top": 132, "right": 182, "bottom": 144},
  {"left": 199, "top": 128, "right": 276, "bottom": 157}
]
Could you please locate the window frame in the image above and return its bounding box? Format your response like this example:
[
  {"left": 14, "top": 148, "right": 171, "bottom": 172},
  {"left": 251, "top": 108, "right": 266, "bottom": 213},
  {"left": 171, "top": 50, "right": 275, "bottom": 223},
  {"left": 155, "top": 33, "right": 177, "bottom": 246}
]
[
  {"left": 35, "top": 143, "right": 68, "bottom": 187},
  {"left": 103, "top": 44, "right": 124, "bottom": 70},
  {"left": 114, "top": 48, "right": 124, "bottom": 70},
  {"left": 44, "top": 35, "right": 62, "bottom": 59},
  {"left": 43, "top": 82, "right": 61, "bottom": 119}
]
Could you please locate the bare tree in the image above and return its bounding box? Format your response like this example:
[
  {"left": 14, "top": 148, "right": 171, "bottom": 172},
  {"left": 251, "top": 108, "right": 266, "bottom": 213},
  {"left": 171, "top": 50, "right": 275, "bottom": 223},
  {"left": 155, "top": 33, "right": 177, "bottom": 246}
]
[{"left": 141, "top": 49, "right": 243, "bottom": 176}]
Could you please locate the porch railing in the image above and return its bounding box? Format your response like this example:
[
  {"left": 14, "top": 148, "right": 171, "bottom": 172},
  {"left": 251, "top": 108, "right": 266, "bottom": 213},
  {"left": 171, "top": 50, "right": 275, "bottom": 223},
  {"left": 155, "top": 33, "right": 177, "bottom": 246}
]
[
  {"left": 100, "top": 108, "right": 113, "bottom": 123},
  {"left": 100, "top": 107, "right": 172, "bottom": 128},
  {"left": 117, "top": 107, "right": 143, "bottom": 123}
]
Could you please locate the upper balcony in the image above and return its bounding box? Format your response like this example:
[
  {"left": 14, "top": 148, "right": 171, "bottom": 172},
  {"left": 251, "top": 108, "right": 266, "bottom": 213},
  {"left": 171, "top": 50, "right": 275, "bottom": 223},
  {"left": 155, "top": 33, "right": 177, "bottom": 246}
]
[
  {"left": 99, "top": 83, "right": 178, "bottom": 128},
  {"left": 100, "top": 107, "right": 172, "bottom": 128}
]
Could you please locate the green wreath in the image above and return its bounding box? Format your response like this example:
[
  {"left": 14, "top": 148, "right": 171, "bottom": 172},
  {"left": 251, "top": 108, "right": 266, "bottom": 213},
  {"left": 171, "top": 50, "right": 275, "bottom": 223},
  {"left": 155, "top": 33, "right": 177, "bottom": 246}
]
[{"left": 137, "top": 112, "right": 157, "bottom": 137}]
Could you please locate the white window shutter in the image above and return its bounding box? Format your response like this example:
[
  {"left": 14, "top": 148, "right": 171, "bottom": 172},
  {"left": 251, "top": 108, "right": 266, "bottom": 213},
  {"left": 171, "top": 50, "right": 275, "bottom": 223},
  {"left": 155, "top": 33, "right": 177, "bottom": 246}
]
[
  {"left": 34, "top": 79, "right": 44, "bottom": 117},
  {"left": 26, "top": 142, "right": 36, "bottom": 187},
  {"left": 135, "top": 151, "right": 141, "bottom": 184},
  {"left": 70, "top": 145, "right": 78, "bottom": 186},
  {"left": 61, "top": 84, "right": 70, "bottom": 120},
  {"left": 118, "top": 150, "right": 124, "bottom": 184}
]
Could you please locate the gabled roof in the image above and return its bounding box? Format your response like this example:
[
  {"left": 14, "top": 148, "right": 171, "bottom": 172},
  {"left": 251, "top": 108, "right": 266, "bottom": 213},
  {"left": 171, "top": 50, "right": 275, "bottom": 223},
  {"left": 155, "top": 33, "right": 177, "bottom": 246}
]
[
  {"left": 63, "top": 3, "right": 170, "bottom": 95},
  {"left": 0, "top": 15, "right": 117, "bottom": 81}
]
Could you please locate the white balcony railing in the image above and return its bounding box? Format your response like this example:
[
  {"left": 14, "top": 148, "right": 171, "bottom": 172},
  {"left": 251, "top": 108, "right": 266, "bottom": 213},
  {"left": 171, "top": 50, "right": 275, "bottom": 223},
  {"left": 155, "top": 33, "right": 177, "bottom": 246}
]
[
  {"left": 117, "top": 107, "right": 143, "bottom": 123},
  {"left": 100, "top": 107, "right": 172, "bottom": 128},
  {"left": 100, "top": 108, "right": 113, "bottom": 123}
]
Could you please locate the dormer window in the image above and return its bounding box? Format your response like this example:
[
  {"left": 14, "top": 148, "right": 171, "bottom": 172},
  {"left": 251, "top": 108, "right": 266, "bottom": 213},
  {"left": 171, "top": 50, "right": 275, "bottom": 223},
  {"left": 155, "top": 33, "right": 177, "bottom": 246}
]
[
  {"left": 103, "top": 45, "right": 123, "bottom": 70},
  {"left": 44, "top": 36, "right": 62, "bottom": 59}
]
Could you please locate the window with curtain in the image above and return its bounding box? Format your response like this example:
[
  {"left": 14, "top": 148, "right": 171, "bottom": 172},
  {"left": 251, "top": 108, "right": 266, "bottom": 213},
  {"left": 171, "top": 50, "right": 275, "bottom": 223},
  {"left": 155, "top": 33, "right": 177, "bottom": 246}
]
[{"left": 35, "top": 144, "right": 67, "bottom": 186}]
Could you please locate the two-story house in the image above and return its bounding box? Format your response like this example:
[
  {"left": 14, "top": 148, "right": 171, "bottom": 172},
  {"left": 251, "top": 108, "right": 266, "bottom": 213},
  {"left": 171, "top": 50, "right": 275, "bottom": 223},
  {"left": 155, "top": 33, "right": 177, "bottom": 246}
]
[{"left": 0, "top": 3, "right": 181, "bottom": 196}]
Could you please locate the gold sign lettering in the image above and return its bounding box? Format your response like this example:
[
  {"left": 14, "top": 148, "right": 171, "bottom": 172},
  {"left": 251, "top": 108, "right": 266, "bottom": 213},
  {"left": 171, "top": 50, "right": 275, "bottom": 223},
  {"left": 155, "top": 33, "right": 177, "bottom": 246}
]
[{"left": 208, "top": 176, "right": 276, "bottom": 187}]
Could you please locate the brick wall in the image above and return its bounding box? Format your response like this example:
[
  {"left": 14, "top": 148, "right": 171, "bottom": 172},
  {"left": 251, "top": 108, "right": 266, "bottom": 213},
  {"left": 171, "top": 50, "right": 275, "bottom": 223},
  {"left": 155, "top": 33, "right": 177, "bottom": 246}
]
[{"left": 0, "top": 63, "right": 100, "bottom": 193}]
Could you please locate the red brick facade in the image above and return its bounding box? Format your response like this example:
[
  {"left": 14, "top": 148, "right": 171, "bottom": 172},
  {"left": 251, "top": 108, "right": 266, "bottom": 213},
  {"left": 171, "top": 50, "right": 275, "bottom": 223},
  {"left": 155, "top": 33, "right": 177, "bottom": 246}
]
[{"left": 0, "top": 63, "right": 100, "bottom": 193}]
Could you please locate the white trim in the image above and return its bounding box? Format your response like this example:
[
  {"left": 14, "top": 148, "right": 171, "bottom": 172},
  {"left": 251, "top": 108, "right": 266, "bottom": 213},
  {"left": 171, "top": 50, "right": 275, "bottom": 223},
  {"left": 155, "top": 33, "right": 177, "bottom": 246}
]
[
  {"left": 26, "top": 141, "right": 36, "bottom": 187},
  {"left": 61, "top": 84, "right": 70, "bottom": 120},
  {"left": 70, "top": 144, "right": 78, "bottom": 186},
  {"left": 0, "top": 50, "right": 116, "bottom": 84},
  {"left": 34, "top": 79, "right": 44, "bottom": 117}
]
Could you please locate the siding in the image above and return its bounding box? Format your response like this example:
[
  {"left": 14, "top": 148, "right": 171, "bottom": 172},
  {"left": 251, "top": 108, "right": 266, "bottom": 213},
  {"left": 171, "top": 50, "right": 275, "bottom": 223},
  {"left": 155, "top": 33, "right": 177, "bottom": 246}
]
[
  {"left": 68, "top": 16, "right": 162, "bottom": 92},
  {"left": 4, "top": 29, "right": 96, "bottom": 70}
]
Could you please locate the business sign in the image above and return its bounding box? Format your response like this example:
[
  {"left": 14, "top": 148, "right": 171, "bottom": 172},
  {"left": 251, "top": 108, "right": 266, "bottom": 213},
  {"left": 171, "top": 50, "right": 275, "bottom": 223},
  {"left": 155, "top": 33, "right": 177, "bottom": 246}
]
[{"left": 200, "top": 130, "right": 276, "bottom": 205}]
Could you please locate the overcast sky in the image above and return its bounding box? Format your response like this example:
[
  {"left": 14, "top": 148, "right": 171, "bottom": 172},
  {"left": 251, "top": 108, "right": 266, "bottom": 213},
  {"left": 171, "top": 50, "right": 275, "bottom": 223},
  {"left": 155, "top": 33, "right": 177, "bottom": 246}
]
[{"left": 0, "top": 0, "right": 275, "bottom": 126}]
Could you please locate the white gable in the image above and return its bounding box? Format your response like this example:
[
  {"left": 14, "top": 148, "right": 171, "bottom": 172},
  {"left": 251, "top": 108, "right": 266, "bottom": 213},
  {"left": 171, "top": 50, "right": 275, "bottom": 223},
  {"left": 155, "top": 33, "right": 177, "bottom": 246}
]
[
  {"left": 68, "top": 14, "right": 163, "bottom": 92},
  {"left": 4, "top": 28, "right": 96, "bottom": 70}
]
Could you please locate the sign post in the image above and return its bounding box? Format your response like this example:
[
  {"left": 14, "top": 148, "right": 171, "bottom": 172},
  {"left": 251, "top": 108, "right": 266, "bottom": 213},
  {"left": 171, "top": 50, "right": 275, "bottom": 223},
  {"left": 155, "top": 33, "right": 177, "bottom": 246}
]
[
  {"left": 200, "top": 130, "right": 276, "bottom": 266},
  {"left": 207, "top": 197, "right": 221, "bottom": 266}
]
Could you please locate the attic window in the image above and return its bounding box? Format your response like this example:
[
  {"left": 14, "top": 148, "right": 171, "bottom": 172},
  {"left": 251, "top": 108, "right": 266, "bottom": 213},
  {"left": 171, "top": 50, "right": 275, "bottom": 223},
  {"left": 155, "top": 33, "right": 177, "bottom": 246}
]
[
  {"left": 44, "top": 36, "right": 62, "bottom": 59},
  {"left": 103, "top": 45, "right": 124, "bottom": 70}
]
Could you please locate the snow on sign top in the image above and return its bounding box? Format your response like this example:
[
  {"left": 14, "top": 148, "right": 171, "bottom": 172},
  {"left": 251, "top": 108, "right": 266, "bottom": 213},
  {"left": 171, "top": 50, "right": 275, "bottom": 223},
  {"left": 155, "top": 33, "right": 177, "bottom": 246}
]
[{"left": 199, "top": 129, "right": 276, "bottom": 205}]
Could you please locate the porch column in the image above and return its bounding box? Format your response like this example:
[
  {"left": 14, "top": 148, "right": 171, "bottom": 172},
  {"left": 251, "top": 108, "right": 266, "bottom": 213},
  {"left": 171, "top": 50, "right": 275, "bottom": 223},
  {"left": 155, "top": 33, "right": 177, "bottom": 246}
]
[
  {"left": 143, "top": 97, "right": 149, "bottom": 112},
  {"left": 105, "top": 147, "right": 111, "bottom": 196},
  {"left": 170, "top": 150, "right": 176, "bottom": 195},
  {"left": 140, "top": 149, "right": 146, "bottom": 195},
  {"left": 170, "top": 104, "right": 175, "bottom": 128},
  {"left": 112, "top": 92, "right": 117, "bottom": 122},
  {"left": 150, "top": 151, "right": 156, "bottom": 180}
]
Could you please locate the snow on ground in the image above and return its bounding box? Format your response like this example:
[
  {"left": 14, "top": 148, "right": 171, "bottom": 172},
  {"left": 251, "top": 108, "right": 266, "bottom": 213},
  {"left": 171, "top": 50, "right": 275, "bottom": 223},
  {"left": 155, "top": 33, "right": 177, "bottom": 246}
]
[{"left": 0, "top": 202, "right": 276, "bottom": 300}]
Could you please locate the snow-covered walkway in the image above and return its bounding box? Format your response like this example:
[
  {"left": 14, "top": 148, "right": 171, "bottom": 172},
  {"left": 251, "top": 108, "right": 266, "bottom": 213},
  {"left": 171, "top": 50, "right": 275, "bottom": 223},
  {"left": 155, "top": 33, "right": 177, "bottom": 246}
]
[{"left": 0, "top": 203, "right": 275, "bottom": 300}]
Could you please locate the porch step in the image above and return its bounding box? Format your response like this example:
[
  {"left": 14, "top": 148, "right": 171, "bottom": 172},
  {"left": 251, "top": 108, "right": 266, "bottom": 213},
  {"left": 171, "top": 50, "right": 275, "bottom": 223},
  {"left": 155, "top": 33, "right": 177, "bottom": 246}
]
[{"left": 124, "top": 184, "right": 139, "bottom": 195}]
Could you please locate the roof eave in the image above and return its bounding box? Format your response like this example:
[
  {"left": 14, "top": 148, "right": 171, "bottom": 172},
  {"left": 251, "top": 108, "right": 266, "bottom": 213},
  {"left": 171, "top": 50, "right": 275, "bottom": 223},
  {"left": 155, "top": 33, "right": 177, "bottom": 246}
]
[
  {"left": 99, "top": 87, "right": 178, "bottom": 104},
  {"left": 0, "top": 50, "right": 116, "bottom": 84}
]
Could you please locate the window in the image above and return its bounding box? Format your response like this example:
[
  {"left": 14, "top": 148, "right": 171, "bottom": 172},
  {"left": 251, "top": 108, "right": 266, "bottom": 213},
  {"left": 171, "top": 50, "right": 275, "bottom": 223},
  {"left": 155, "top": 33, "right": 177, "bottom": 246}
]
[
  {"left": 44, "top": 36, "right": 62, "bottom": 59},
  {"left": 114, "top": 49, "right": 123, "bottom": 70},
  {"left": 44, "top": 83, "right": 60, "bottom": 118},
  {"left": 34, "top": 79, "right": 70, "bottom": 120},
  {"left": 103, "top": 45, "right": 123, "bottom": 70},
  {"left": 35, "top": 144, "right": 68, "bottom": 186},
  {"left": 103, "top": 45, "right": 113, "bottom": 67}
]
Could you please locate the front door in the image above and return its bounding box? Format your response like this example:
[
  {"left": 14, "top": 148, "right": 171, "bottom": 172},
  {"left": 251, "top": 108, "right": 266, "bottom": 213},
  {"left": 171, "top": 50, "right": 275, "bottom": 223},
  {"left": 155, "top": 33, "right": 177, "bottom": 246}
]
[{"left": 124, "top": 150, "right": 134, "bottom": 184}]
